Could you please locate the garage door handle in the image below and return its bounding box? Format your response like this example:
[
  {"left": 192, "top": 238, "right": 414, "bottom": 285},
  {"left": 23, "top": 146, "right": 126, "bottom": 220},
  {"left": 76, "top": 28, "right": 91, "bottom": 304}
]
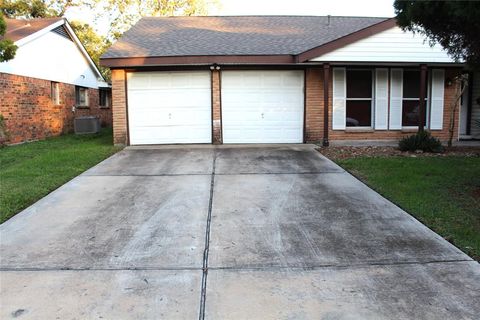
[
  {"left": 261, "top": 113, "right": 264, "bottom": 119},
  {"left": 168, "top": 113, "right": 172, "bottom": 119}
]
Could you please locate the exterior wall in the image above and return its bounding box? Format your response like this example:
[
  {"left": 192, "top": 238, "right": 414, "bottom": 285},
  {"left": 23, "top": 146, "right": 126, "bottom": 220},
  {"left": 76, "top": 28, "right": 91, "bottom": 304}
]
[
  {"left": 310, "top": 26, "right": 453, "bottom": 63},
  {"left": 328, "top": 68, "right": 461, "bottom": 142},
  {"left": 110, "top": 67, "right": 459, "bottom": 145},
  {"left": 0, "top": 73, "right": 112, "bottom": 144},
  {"left": 111, "top": 69, "right": 128, "bottom": 145},
  {"left": 0, "top": 29, "right": 100, "bottom": 88},
  {"left": 304, "top": 68, "right": 324, "bottom": 142},
  {"left": 212, "top": 70, "right": 222, "bottom": 143}
]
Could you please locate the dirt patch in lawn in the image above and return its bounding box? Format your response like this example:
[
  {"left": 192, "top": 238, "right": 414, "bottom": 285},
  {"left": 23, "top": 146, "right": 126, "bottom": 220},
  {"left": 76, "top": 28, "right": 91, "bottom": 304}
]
[{"left": 317, "top": 146, "right": 480, "bottom": 161}]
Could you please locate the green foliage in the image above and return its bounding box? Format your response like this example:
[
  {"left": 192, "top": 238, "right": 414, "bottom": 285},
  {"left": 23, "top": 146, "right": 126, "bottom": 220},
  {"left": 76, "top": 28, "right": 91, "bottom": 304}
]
[
  {"left": 100, "top": 0, "right": 213, "bottom": 42},
  {"left": 398, "top": 131, "right": 444, "bottom": 153},
  {"left": 0, "top": 128, "right": 121, "bottom": 222},
  {"left": 0, "top": 12, "right": 17, "bottom": 62},
  {"left": 337, "top": 156, "right": 480, "bottom": 261},
  {"left": 1, "top": 0, "right": 92, "bottom": 18},
  {"left": 394, "top": 1, "right": 480, "bottom": 70}
]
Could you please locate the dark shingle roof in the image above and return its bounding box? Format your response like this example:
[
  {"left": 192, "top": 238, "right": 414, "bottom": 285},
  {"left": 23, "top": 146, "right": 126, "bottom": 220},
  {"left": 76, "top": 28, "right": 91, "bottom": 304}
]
[
  {"left": 102, "top": 16, "right": 390, "bottom": 59},
  {"left": 1, "top": 18, "right": 63, "bottom": 42}
]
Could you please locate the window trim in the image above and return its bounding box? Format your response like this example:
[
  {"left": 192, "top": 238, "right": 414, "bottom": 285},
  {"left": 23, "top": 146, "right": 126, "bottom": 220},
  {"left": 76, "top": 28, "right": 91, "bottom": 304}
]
[
  {"left": 51, "top": 82, "right": 60, "bottom": 105},
  {"left": 345, "top": 68, "right": 374, "bottom": 129},
  {"left": 401, "top": 69, "right": 431, "bottom": 129},
  {"left": 75, "top": 86, "right": 89, "bottom": 108},
  {"left": 99, "top": 89, "right": 110, "bottom": 108}
]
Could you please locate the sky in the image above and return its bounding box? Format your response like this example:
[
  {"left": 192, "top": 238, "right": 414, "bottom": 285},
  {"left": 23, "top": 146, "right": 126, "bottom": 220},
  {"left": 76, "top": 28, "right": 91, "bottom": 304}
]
[
  {"left": 210, "top": 0, "right": 395, "bottom": 17},
  {"left": 66, "top": 0, "right": 396, "bottom": 36}
]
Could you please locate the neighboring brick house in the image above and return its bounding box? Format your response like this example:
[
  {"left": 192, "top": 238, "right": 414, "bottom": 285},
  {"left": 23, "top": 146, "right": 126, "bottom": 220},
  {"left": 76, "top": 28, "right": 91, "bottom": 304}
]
[
  {"left": 0, "top": 17, "right": 112, "bottom": 144},
  {"left": 100, "top": 16, "right": 473, "bottom": 146}
]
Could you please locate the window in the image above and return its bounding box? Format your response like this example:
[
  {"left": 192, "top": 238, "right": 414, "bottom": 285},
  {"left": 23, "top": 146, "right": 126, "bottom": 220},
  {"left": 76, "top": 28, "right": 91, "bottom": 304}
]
[
  {"left": 51, "top": 82, "right": 60, "bottom": 105},
  {"left": 99, "top": 89, "right": 110, "bottom": 108},
  {"left": 75, "top": 86, "right": 89, "bottom": 107},
  {"left": 346, "top": 69, "right": 373, "bottom": 127},
  {"left": 402, "top": 70, "right": 427, "bottom": 127}
]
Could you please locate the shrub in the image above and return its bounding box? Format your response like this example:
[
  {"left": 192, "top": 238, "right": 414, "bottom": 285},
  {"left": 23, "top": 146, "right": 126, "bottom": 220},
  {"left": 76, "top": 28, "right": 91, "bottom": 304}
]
[{"left": 398, "top": 131, "right": 444, "bottom": 153}]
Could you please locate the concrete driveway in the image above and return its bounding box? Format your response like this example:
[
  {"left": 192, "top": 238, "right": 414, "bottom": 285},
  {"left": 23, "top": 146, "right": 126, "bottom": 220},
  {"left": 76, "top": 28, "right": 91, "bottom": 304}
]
[{"left": 1, "top": 145, "right": 479, "bottom": 319}]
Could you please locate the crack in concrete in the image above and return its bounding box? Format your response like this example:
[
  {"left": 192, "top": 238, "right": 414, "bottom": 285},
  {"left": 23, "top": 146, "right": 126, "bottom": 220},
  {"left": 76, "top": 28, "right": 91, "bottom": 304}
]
[{"left": 198, "top": 148, "right": 217, "bottom": 320}]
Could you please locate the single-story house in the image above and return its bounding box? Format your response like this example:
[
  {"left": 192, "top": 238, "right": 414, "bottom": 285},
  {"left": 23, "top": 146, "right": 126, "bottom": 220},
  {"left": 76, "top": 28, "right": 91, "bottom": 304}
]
[
  {"left": 100, "top": 16, "right": 480, "bottom": 146},
  {"left": 0, "top": 17, "right": 112, "bottom": 144}
]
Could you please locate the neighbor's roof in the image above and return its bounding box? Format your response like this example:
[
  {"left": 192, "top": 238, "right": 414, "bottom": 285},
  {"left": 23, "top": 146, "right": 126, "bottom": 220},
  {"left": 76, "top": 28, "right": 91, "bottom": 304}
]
[
  {"left": 102, "top": 16, "right": 390, "bottom": 59},
  {"left": 0, "top": 17, "right": 63, "bottom": 42}
]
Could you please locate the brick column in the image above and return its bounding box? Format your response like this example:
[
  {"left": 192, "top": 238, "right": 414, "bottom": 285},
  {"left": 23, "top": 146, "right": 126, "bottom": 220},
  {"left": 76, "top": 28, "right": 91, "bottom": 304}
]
[
  {"left": 111, "top": 69, "right": 127, "bottom": 146},
  {"left": 211, "top": 69, "right": 222, "bottom": 144},
  {"left": 304, "top": 68, "right": 323, "bottom": 143}
]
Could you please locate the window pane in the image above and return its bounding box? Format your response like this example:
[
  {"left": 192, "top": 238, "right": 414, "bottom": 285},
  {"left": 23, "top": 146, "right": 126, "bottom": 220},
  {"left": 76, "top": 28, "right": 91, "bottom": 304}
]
[
  {"left": 346, "top": 100, "right": 372, "bottom": 127},
  {"left": 403, "top": 70, "right": 421, "bottom": 98},
  {"left": 347, "top": 70, "right": 372, "bottom": 98},
  {"left": 402, "top": 100, "right": 427, "bottom": 126}
]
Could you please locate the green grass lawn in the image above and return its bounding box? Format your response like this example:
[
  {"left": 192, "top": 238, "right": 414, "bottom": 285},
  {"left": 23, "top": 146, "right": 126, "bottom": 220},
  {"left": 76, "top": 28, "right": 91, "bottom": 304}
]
[
  {"left": 0, "top": 129, "right": 121, "bottom": 223},
  {"left": 337, "top": 156, "right": 480, "bottom": 261}
]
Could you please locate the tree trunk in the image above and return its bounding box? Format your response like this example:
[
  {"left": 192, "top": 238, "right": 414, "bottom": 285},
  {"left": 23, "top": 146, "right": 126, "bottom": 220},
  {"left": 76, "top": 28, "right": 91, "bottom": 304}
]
[{"left": 448, "top": 78, "right": 467, "bottom": 148}]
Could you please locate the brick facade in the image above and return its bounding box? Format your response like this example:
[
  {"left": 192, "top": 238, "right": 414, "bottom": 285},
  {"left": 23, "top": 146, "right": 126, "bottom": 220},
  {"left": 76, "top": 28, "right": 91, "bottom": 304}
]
[
  {"left": 111, "top": 69, "right": 127, "bottom": 145},
  {"left": 0, "top": 73, "right": 112, "bottom": 144},
  {"left": 109, "top": 67, "right": 461, "bottom": 146},
  {"left": 212, "top": 70, "right": 222, "bottom": 144},
  {"left": 304, "top": 68, "right": 324, "bottom": 142}
]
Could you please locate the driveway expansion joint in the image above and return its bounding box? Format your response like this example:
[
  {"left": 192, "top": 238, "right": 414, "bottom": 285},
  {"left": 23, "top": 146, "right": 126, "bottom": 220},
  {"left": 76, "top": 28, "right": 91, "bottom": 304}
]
[{"left": 198, "top": 149, "right": 217, "bottom": 320}]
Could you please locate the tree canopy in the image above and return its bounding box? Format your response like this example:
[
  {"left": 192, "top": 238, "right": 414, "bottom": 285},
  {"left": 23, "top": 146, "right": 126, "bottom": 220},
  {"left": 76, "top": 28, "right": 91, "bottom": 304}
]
[
  {"left": 394, "top": 0, "right": 480, "bottom": 69},
  {"left": 0, "top": 13, "right": 17, "bottom": 62}
]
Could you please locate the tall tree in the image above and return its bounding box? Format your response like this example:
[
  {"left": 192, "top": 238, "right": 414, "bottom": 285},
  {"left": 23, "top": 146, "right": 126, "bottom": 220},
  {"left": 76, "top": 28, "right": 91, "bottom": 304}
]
[
  {"left": 1, "top": 0, "right": 92, "bottom": 18},
  {"left": 394, "top": 0, "right": 480, "bottom": 69},
  {"left": 98, "top": 0, "right": 211, "bottom": 41},
  {"left": 0, "top": 13, "right": 17, "bottom": 62}
]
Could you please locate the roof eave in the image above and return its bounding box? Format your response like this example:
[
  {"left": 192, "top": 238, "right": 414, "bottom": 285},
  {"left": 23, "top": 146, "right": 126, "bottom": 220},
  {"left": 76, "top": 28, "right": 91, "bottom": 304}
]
[{"left": 100, "top": 55, "right": 297, "bottom": 68}]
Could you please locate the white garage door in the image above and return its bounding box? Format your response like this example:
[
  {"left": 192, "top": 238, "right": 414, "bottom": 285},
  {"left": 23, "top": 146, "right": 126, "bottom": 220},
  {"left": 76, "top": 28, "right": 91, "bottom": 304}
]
[
  {"left": 127, "top": 71, "right": 211, "bottom": 145},
  {"left": 222, "top": 70, "right": 304, "bottom": 143}
]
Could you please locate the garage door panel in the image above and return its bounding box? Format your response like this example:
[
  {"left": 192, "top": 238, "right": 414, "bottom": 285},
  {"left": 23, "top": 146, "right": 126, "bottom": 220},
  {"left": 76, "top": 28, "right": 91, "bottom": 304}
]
[
  {"left": 222, "top": 71, "right": 304, "bottom": 144},
  {"left": 127, "top": 71, "right": 211, "bottom": 145}
]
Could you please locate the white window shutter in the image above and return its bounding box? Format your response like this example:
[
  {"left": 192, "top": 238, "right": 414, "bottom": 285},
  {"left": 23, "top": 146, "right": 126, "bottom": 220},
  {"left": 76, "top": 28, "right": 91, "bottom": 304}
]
[
  {"left": 389, "top": 68, "right": 403, "bottom": 130},
  {"left": 332, "top": 68, "right": 346, "bottom": 130},
  {"left": 375, "top": 68, "right": 389, "bottom": 130},
  {"left": 430, "top": 69, "right": 445, "bottom": 130}
]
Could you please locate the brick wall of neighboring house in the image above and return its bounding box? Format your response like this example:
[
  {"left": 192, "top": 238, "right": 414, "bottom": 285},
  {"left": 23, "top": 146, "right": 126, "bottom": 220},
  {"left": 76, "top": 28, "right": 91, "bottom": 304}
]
[
  {"left": 111, "top": 69, "right": 127, "bottom": 145},
  {"left": 0, "top": 73, "right": 112, "bottom": 144},
  {"left": 212, "top": 70, "right": 222, "bottom": 144}
]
